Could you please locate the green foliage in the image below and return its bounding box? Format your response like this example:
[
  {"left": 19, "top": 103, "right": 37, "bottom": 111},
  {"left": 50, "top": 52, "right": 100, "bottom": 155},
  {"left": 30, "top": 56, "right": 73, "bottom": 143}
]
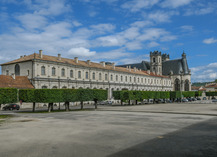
[
  {"left": 159, "top": 91, "right": 170, "bottom": 99},
  {"left": 19, "top": 89, "right": 36, "bottom": 102},
  {"left": 62, "top": 89, "right": 77, "bottom": 102},
  {"left": 35, "top": 89, "right": 63, "bottom": 103},
  {"left": 182, "top": 91, "right": 195, "bottom": 98},
  {"left": 76, "top": 89, "right": 93, "bottom": 102},
  {"left": 195, "top": 91, "right": 202, "bottom": 97},
  {"left": 0, "top": 88, "right": 18, "bottom": 104},
  {"left": 92, "top": 89, "right": 107, "bottom": 101},
  {"left": 113, "top": 91, "right": 121, "bottom": 100},
  {"left": 206, "top": 92, "right": 217, "bottom": 97},
  {"left": 170, "top": 91, "right": 181, "bottom": 99},
  {"left": 132, "top": 91, "right": 143, "bottom": 101}
]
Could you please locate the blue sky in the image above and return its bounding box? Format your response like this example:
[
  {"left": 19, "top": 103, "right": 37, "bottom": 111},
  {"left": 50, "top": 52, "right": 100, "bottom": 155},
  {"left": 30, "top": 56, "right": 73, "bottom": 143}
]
[{"left": 0, "top": 0, "right": 217, "bottom": 83}]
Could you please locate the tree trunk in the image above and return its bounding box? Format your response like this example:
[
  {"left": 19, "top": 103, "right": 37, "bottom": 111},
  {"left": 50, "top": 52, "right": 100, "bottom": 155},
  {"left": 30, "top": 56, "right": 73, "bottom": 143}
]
[
  {"left": 128, "top": 100, "right": 130, "bottom": 105},
  {"left": 48, "top": 103, "right": 52, "bottom": 112},
  {"left": 32, "top": 102, "right": 36, "bottom": 112},
  {"left": 51, "top": 103, "right": 54, "bottom": 111},
  {"left": 136, "top": 100, "right": 138, "bottom": 105},
  {"left": 94, "top": 101, "right": 97, "bottom": 109},
  {"left": 65, "top": 102, "right": 69, "bottom": 111},
  {"left": 81, "top": 101, "right": 83, "bottom": 110},
  {"left": 121, "top": 100, "right": 123, "bottom": 106},
  {"left": 58, "top": 102, "right": 61, "bottom": 110}
]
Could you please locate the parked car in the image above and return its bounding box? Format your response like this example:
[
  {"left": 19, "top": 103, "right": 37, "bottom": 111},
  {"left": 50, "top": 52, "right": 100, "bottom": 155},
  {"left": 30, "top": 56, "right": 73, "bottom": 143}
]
[
  {"left": 212, "top": 99, "right": 217, "bottom": 103},
  {"left": 3, "top": 104, "right": 20, "bottom": 110},
  {"left": 203, "top": 97, "right": 207, "bottom": 100},
  {"left": 99, "top": 101, "right": 112, "bottom": 105},
  {"left": 192, "top": 98, "right": 197, "bottom": 101},
  {"left": 182, "top": 98, "right": 188, "bottom": 102},
  {"left": 196, "top": 98, "right": 201, "bottom": 100},
  {"left": 187, "top": 98, "right": 192, "bottom": 102}
]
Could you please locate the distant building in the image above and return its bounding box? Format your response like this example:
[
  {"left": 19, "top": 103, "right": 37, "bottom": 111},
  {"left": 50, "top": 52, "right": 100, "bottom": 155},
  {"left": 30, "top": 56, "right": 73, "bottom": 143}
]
[
  {"left": 205, "top": 83, "right": 217, "bottom": 92},
  {"left": 1, "top": 50, "right": 174, "bottom": 99},
  {"left": 118, "top": 51, "right": 191, "bottom": 91},
  {"left": 191, "top": 86, "right": 206, "bottom": 92}
]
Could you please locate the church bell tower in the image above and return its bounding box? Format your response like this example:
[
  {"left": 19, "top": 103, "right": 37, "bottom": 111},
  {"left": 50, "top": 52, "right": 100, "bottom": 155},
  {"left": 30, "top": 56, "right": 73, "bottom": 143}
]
[{"left": 150, "top": 51, "right": 162, "bottom": 75}]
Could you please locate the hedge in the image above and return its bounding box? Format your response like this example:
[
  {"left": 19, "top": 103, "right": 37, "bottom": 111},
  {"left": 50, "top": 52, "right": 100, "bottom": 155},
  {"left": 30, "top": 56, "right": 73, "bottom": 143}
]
[
  {"left": 206, "top": 92, "right": 217, "bottom": 97},
  {"left": 0, "top": 88, "right": 18, "bottom": 104}
]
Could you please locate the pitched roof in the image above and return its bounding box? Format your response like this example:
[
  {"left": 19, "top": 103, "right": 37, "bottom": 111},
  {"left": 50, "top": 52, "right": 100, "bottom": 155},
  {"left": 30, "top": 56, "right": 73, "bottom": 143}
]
[
  {"left": 205, "top": 83, "right": 217, "bottom": 88},
  {"left": 0, "top": 75, "right": 34, "bottom": 89},
  {"left": 1, "top": 53, "right": 168, "bottom": 78}
]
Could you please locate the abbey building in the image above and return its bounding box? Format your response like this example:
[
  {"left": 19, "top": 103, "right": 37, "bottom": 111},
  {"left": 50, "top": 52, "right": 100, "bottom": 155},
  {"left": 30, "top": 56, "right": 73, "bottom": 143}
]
[{"left": 0, "top": 50, "right": 191, "bottom": 99}]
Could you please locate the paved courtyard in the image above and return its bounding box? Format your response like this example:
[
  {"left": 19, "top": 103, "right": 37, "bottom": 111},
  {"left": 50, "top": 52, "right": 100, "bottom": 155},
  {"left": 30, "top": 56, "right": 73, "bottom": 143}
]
[{"left": 0, "top": 103, "right": 217, "bottom": 157}]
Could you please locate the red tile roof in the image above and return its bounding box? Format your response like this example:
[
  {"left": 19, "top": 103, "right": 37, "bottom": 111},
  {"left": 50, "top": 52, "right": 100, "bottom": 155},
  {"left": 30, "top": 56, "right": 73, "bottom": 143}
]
[
  {"left": 0, "top": 75, "right": 34, "bottom": 89},
  {"left": 205, "top": 83, "right": 217, "bottom": 88},
  {"left": 1, "top": 53, "right": 169, "bottom": 78}
]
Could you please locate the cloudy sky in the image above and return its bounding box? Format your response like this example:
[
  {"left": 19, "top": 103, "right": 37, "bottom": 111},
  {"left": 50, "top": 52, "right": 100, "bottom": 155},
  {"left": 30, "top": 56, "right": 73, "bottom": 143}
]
[{"left": 0, "top": 0, "right": 217, "bottom": 82}]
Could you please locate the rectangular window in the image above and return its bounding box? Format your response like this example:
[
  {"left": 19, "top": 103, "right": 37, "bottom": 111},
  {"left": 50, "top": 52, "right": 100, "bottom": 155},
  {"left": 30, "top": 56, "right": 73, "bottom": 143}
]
[
  {"left": 78, "top": 71, "right": 81, "bottom": 79},
  {"left": 6, "top": 70, "right": 9, "bottom": 75}
]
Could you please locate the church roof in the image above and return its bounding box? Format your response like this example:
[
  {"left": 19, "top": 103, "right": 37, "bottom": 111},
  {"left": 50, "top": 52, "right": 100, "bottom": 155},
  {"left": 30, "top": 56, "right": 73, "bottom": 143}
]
[
  {"left": 0, "top": 75, "right": 34, "bottom": 89},
  {"left": 1, "top": 53, "right": 169, "bottom": 78},
  {"left": 117, "top": 57, "right": 190, "bottom": 76}
]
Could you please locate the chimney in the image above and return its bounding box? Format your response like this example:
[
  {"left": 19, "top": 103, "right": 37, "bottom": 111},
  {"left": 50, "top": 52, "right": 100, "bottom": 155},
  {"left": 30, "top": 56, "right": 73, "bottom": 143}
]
[
  {"left": 112, "top": 63, "right": 115, "bottom": 70},
  {"left": 126, "top": 66, "right": 128, "bottom": 70},
  {"left": 39, "top": 50, "right": 43, "bottom": 58},
  {"left": 147, "top": 70, "right": 150, "bottom": 74},
  {"left": 129, "top": 66, "right": 131, "bottom": 72},
  {"left": 134, "top": 67, "right": 137, "bottom": 72},
  {"left": 140, "top": 69, "right": 141, "bottom": 72},
  {"left": 74, "top": 57, "right": 78, "bottom": 63},
  {"left": 11, "top": 73, "right": 15, "bottom": 80},
  {"left": 58, "top": 54, "right": 61, "bottom": 61},
  {"left": 87, "top": 60, "right": 91, "bottom": 65},
  {"left": 100, "top": 61, "right": 105, "bottom": 67}
]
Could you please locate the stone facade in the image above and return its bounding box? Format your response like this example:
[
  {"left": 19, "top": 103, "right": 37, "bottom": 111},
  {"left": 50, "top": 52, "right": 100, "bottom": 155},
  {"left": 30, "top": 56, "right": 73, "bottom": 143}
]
[{"left": 1, "top": 50, "right": 174, "bottom": 99}]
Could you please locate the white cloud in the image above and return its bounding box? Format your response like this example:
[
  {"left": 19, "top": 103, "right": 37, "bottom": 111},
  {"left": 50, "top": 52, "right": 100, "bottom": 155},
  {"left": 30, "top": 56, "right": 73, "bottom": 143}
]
[
  {"left": 68, "top": 47, "right": 96, "bottom": 57},
  {"left": 191, "top": 62, "right": 217, "bottom": 82},
  {"left": 180, "top": 25, "right": 194, "bottom": 32},
  {"left": 121, "top": 0, "right": 159, "bottom": 12},
  {"left": 16, "top": 13, "right": 48, "bottom": 30},
  {"left": 147, "top": 41, "right": 160, "bottom": 48},
  {"left": 161, "top": 0, "right": 193, "bottom": 8},
  {"left": 203, "top": 38, "right": 217, "bottom": 44},
  {"left": 147, "top": 11, "right": 172, "bottom": 23}
]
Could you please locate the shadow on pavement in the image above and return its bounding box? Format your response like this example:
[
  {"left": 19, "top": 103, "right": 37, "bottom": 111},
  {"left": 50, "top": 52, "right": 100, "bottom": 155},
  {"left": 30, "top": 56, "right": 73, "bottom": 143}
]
[{"left": 109, "top": 117, "right": 217, "bottom": 157}]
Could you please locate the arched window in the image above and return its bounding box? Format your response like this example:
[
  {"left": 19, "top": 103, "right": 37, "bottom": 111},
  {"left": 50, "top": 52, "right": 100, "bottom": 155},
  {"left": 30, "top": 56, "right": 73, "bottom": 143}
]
[
  {"left": 134, "top": 77, "right": 136, "bottom": 82},
  {"left": 125, "top": 76, "right": 127, "bottom": 82},
  {"left": 41, "top": 66, "right": 45, "bottom": 75},
  {"left": 153, "top": 58, "right": 156, "bottom": 62},
  {"left": 138, "top": 78, "right": 140, "bottom": 83},
  {"left": 42, "top": 85, "right": 47, "bottom": 89},
  {"left": 86, "top": 72, "right": 89, "bottom": 79},
  {"left": 141, "top": 78, "right": 143, "bottom": 83},
  {"left": 52, "top": 86, "right": 57, "bottom": 89},
  {"left": 174, "top": 78, "right": 180, "bottom": 91},
  {"left": 61, "top": 68, "right": 65, "bottom": 77},
  {"left": 52, "top": 67, "right": 56, "bottom": 76},
  {"left": 121, "top": 76, "right": 123, "bottom": 82},
  {"left": 105, "top": 74, "right": 108, "bottom": 80},
  {"left": 70, "top": 70, "right": 73, "bottom": 78},
  {"left": 78, "top": 71, "right": 81, "bottom": 78},
  {"left": 185, "top": 80, "right": 190, "bottom": 91},
  {"left": 15, "top": 64, "right": 20, "bottom": 76},
  {"left": 92, "top": 72, "right": 95, "bottom": 80},
  {"left": 130, "top": 77, "right": 132, "bottom": 82},
  {"left": 62, "top": 86, "right": 67, "bottom": 89},
  {"left": 116, "top": 75, "right": 118, "bottom": 81},
  {"left": 99, "top": 73, "right": 102, "bottom": 80},
  {"left": 110, "top": 74, "right": 113, "bottom": 81}
]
